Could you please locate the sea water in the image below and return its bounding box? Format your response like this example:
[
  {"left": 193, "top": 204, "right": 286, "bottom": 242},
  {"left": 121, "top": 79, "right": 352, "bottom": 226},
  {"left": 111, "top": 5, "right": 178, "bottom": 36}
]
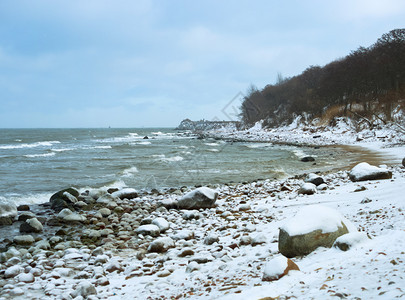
[{"left": 0, "top": 128, "right": 369, "bottom": 206}]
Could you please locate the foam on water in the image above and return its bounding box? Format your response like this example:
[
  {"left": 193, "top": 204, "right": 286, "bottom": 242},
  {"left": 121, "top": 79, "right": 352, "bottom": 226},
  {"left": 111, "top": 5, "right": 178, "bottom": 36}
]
[
  {"left": 121, "top": 166, "right": 139, "bottom": 177},
  {"left": 0, "top": 140, "right": 61, "bottom": 150},
  {"left": 24, "top": 152, "right": 56, "bottom": 158},
  {"left": 0, "top": 193, "right": 53, "bottom": 206}
]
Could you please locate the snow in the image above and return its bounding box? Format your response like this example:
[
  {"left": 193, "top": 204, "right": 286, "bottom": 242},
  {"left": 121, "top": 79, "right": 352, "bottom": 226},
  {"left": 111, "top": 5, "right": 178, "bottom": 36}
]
[
  {"left": 280, "top": 205, "right": 356, "bottom": 236},
  {"left": 262, "top": 255, "right": 290, "bottom": 279}
]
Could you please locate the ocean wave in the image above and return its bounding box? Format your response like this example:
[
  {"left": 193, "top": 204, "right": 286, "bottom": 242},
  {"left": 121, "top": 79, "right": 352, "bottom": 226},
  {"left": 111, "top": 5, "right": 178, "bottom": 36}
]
[
  {"left": 244, "top": 143, "right": 272, "bottom": 149},
  {"left": 132, "top": 141, "right": 151, "bottom": 145},
  {"left": 207, "top": 149, "right": 220, "bottom": 152},
  {"left": 0, "top": 140, "right": 61, "bottom": 150},
  {"left": 0, "top": 192, "right": 53, "bottom": 206},
  {"left": 121, "top": 166, "right": 139, "bottom": 177},
  {"left": 156, "top": 155, "right": 184, "bottom": 162},
  {"left": 51, "top": 148, "right": 73, "bottom": 152},
  {"left": 204, "top": 142, "right": 220, "bottom": 146},
  {"left": 24, "top": 152, "right": 56, "bottom": 158}
]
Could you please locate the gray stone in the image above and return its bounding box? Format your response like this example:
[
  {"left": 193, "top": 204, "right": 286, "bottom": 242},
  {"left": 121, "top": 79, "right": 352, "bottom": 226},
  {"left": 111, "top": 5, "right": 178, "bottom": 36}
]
[
  {"left": 349, "top": 162, "right": 392, "bottom": 182},
  {"left": 402, "top": 157, "right": 405, "bottom": 167},
  {"left": 135, "top": 224, "right": 160, "bottom": 237},
  {"left": 13, "top": 235, "right": 35, "bottom": 245},
  {"left": 305, "top": 173, "right": 325, "bottom": 186},
  {"left": 298, "top": 183, "right": 317, "bottom": 195},
  {"left": 148, "top": 237, "right": 175, "bottom": 253},
  {"left": 0, "top": 202, "right": 17, "bottom": 225},
  {"left": 49, "top": 188, "right": 79, "bottom": 211},
  {"left": 177, "top": 187, "right": 218, "bottom": 209},
  {"left": 70, "top": 281, "right": 97, "bottom": 298},
  {"left": 20, "top": 218, "right": 43, "bottom": 233},
  {"left": 203, "top": 233, "right": 219, "bottom": 245}
]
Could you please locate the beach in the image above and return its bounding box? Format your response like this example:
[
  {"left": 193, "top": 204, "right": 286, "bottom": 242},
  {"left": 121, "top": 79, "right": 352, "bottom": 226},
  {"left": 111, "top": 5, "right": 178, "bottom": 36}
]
[{"left": 0, "top": 125, "right": 404, "bottom": 300}]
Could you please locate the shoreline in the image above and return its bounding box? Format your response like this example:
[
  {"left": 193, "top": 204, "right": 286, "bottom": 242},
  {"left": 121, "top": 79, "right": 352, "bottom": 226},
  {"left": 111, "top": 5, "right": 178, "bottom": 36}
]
[{"left": 1, "top": 127, "right": 404, "bottom": 299}]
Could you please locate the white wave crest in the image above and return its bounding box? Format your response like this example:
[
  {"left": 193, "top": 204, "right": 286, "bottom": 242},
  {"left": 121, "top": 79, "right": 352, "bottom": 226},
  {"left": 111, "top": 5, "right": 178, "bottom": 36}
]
[
  {"left": 24, "top": 152, "right": 56, "bottom": 158},
  {"left": 0, "top": 140, "right": 61, "bottom": 150},
  {"left": 122, "top": 166, "right": 139, "bottom": 177}
]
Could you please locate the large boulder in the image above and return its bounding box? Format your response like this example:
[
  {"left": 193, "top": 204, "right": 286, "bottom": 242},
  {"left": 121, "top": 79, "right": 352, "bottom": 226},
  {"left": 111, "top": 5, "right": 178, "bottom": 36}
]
[
  {"left": 135, "top": 224, "right": 160, "bottom": 237},
  {"left": 0, "top": 202, "right": 17, "bottom": 225},
  {"left": 305, "top": 173, "right": 325, "bottom": 186},
  {"left": 177, "top": 187, "right": 218, "bottom": 209},
  {"left": 49, "top": 188, "right": 80, "bottom": 211},
  {"left": 298, "top": 183, "right": 317, "bottom": 195},
  {"left": 262, "top": 255, "right": 300, "bottom": 281},
  {"left": 20, "top": 217, "right": 43, "bottom": 233},
  {"left": 348, "top": 162, "right": 392, "bottom": 182},
  {"left": 279, "top": 205, "right": 355, "bottom": 258},
  {"left": 148, "top": 237, "right": 175, "bottom": 253},
  {"left": 111, "top": 188, "right": 138, "bottom": 200}
]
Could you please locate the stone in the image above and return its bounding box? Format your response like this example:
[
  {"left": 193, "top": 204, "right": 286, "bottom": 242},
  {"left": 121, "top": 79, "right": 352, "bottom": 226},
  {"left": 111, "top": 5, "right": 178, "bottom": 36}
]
[
  {"left": 349, "top": 162, "right": 392, "bottom": 182},
  {"left": 49, "top": 188, "right": 79, "bottom": 211},
  {"left": 333, "top": 232, "right": 369, "bottom": 251},
  {"left": 203, "top": 233, "right": 219, "bottom": 245},
  {"left": 111, "top": 188, "right": 138, "bottom": 200},
  {"left": 279, "top": 205, "right": 353, "bottom": 257},
  {"left": 20, "top": 217, "right": 43, "bottom": 233},
  {"left": 13, "top": 235, "right": 35, "bottom": 246},
  {"left": 251, "top": 233, "right": 267, "bottom": 246},
  {"left": 305, "top": 173, "right": 325, "bottom": 186},
  {"left": 298, "top": 183, "right": 317, "bottom": 195},
  {"left": 105, "top": 261, "right": 124, "bottom": 273},
  {"left": 135, "top": 224, "right": 160, "bottom": 237},
  {"left": 17, "top": 272, "right": 35, "bottom": 283},
  {"left": 70, "top": 281, "right": 97, "bottom": 298},
  {"left": 152, "top": 217, "right": 170, "bottom": 232},
  {"left": 262, "top": 255, "right": 300, "bottom": 281},
  {"left": 301, "top": 156, "right": 315, "bottom": 162},
  {"left": 182, "top": 210, "right": 202, "bottom": 220},
  {"left": 0, "top": 202, "right": 17, "bottom": 225},
  {"left": 17, "top": 205, "right": 30, "bottom": 211},
  {"left": 177, "top": 187, "right": 218, "bottom": 209},
  {"left": 186, "top": 261, "right": 200, "bottom": 273},
  {"left": 57, "top": 208, "right": 86, "bottom": 222},
  {"left": 402, "top": 157, "right": 405, "bottom": 167},
  {"left": 96, "top": 193, "right": 117, "bottom": 204},
  {"left": 17, "top": 211, "right": 36, "bottom": 222},
  {"left": 148, "top": 237, "right": 175, "bottom": 253},
  {"left": 5, "top": 265, "right": 24, "bottom": 278},
  {"left": 98, "top": 208, "right": 111, "bottom": 217}
]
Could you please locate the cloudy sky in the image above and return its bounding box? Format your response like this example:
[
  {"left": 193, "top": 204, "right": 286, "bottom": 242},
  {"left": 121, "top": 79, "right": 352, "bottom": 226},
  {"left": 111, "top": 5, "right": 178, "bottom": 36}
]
[{"left": 0, "top": 0, "right": 404, "bottom": 128}]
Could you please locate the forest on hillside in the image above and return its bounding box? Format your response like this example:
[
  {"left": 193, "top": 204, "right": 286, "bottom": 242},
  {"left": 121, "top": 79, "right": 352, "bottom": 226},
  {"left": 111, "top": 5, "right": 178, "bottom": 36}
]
[{"left": 240, "top": 29, "right": 405, "bottom": 128}]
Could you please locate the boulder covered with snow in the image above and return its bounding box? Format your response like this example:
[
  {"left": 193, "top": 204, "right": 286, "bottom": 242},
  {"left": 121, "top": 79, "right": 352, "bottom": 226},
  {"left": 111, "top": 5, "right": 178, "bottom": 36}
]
[
  {"left": 348, "top": 162, "right": 392, "bottom": 182},
  {"left": 111, "top": 188, "right": 138, "bottom": 200},
  {"left": 148, "top": 237, "right": 175, "bottom": 253},
  {"left": 20, "top": 217, "right": 43, "bottom": 233},
  {"left": 177, "top": 187, "right": 218, "bottom": 209},
  {"left": 279, "top": 205, "right": 355, "bottom": 258},
  {"left": 262, "top": 255, "right": 300, "bottom": 281},
  {"left": 0, "top": 201, "right": 17, "bottom": 225},
  {"left": 333, "top": 232, "right": 369, "bottom": 251},
  {"left": 305, "top": 173, "right": 325, "bottom": 186},
  {"left": 49, "top": 187, "right": 79, "bottom": 211},
  {"left": 298, "top": 183, "right": 317, "bottom": 195},
  {"left": 135, "top": 224, "right": 160, "bottom": 237}
]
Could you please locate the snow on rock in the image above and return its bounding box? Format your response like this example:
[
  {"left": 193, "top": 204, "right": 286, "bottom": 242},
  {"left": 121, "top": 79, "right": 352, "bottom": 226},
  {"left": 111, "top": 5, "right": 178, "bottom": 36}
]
[
  {"left": 279, "top": 205, "right": 356, "bottom": 257},
  {"left": 305, "top": 173, "right": 325, "bottom": 186},
  {"left": 57, "top": 208, "right": 86, "bottom": 222},
  {"left": 148, "top": 237, "right": 175, "bottom": 253},
  {"left": 135, "top": 224, "right": 160, "bottom": 237},
  {"left": 177, "top": 187, "right": 218, "bottom": 209},
  {"left": 262, "top": 255, "right": 300, "bottom": 282},
  {"left": 13, "top": 235, "right": 35, "bottom": 246},
  {"left": 349, "top": 162, "right": 392, "bottom": 182},
  {"left": 298, "top": 182, "right": 317, "bottom": 195},
  {"left": 19, "top": 217, "right": 43, "bottom": 233},
  {"left": 152, "top": 217, "right": 170, "bottom": 232},
  {"left": 111, "top": 188, "right": 138, "bottom": 200},
  {"left": 333, "top": 232, "right": 369, "bottom": 251},
  {"left": 70, "top": 280, "right": 97, "bottom": 298}
]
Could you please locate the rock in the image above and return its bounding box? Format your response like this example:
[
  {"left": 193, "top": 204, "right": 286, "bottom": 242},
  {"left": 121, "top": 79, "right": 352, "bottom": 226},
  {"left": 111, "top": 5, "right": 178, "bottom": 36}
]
[
  {"left": 186, "top": 261, "right": 200, "bottom": 273},
  {"left": 262, "top": 255, "right": 300, "bottom": 281},
  {"left": 17, "top": 204, "right": 30, "bottom": 211},
  {"left": 20, "top": 218, "right": 43, "bottom": 233},
  {"left": 402, "top": 157, "right": 405, "bottom": 167},
  {"left": 178, "top": 248, "right": 194, "bottom": 257},
  {"left": 98, "top": 208, "right": 111, "bottom": 217},
  {"left": 49, "top": 188, "right": 79, "bottom": 211},
  {"left": 177, "top": 187, "right": 218, "bottom": 209},
  {"left": 17, "top": 272, "right": 35, "bottom": 283},
  {"left": 305, "top": 173, "right": 325, "bottom": 186},
  {"left": 96, "top": 193, "right": 117, "bottom": 204},
  {"left": 159, "top": 198, "right": 179, "bottom": 209},
  {"left": 301, "top": 156, "right": 315, "bottom": 162},
  {"left": 251, "top": 233, "right": 267, "bottom": 246},
  {"left": 13, "top": 235, "right": 35, "bottom": 246},
  {"left": 239, "top": 235, "right": 252, "bottom": 246},
  {"left": 111, "top": 188, "right": 138, "bottom": 200},
  {"left": 298, "top": 183, "right": 317, "bottom": 195},
  {"left": 5, "top": 265, "right": 24, "bottom": 278},
  {"left": 57, "top": 208, "right": 86, "bottom": 222},
  {"left": 171, "top": 230, "right": 194, "bottom": 241},
  {"left": 0, "top": 202, "right": 17, "bottom": 225},
  {"left": 70, "top": 281, "right": 97, "bottom": 298},
  {"left": 105, "top": 261, "right": 124, "bottom": 273},
  {"left": 148, "top": 237, "right": 175, "bottom": 253},
  {"left": 279, "top": 205, "right": 354, "bottom": 257},
  {"left": 349, "top": 162, "right": 392, "bottom": 182},
  {"left": 203, "top": 233, "right": 219, "bottom": 245},
  {"left": 152, "top": 217, "right": 170, "bottom": 232},
  {"left": 182, "top": 210, "right": 202, "bottom": 220},
  {"left": 135, "top": 224, "right": 160, "bottom": 237},
  {"left": 333, "top": 232, "right": 369, "bottom": 251},
  {"left": 17, "top": 211, "right": 36, "bottom": 222}
]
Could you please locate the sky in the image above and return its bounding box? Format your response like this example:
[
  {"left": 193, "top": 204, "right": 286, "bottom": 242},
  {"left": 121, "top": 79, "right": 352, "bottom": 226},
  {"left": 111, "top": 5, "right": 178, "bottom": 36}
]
[{"left": 0, "top": 0, "right": 404, "bottom": 128}]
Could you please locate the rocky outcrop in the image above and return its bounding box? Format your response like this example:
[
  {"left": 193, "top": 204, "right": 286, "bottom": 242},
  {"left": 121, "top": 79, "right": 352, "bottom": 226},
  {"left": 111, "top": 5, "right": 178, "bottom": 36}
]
[
  {"left": 279, "top": 205, "right": 353, "bottom": 257},
  {"left": 349, "top": 162, "right": 392, "bottom": 182},
  {"left": 177, "top": 187, "right": 218, "bottom": 209}
]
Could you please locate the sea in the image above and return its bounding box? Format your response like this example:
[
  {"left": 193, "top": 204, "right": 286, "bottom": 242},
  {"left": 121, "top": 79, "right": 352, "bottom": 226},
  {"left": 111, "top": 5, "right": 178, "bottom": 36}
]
[{"left": 0, "top": 128, "right": 379, "bottom": 206}]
